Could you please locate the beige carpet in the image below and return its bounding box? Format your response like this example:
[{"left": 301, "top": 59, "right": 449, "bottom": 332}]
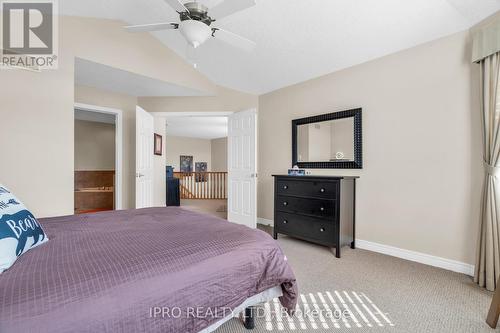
[
  {"left": 181, "top": 199, "right": 227, "bottom": 219},
  {"left": 215, "top": 226, "right": 498, "bottom": 333}
]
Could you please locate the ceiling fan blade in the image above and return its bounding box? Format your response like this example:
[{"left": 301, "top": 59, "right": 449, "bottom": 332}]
[
  {"left": 209, "top": 0, "right": 256, "bottom": 20},
  {"left": 212, "top": 28, "right": 256, "bottom": 52},
  {"left": 202, "top": 0, "right": 224, "bottom": 8},
  {"left": 163, "top": 0, "right": 189, "bottom": 13},
  {"left": 125, "top": 22, "right": 179, "bottom": 33}
]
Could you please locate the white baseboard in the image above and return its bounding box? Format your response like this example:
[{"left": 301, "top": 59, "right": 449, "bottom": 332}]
[
  {"left": 257, "top": 217, "right": 273, "bottom": 226},
  {"left": 255, "top": 218, "right": 474, "bottom": 276},
  {"left": 356, "top": 239, "right": 475, "bottom": 276}
]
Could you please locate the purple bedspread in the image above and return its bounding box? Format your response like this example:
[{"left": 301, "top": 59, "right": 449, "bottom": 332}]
[{"left": 0, "top": 207, "right": 297, "bottom": 333}]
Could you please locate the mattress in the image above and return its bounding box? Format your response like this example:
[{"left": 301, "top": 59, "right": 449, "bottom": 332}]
[{"left": 0, "top": 207, "right": 297, "bottom": 333}]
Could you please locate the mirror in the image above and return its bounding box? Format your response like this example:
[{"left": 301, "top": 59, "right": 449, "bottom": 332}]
[
  {"left": 297, "top": 118, "right": 355, "bottom": 162},
  {"left": 292, "top": 108, "right": 362, "bottom": 169}
]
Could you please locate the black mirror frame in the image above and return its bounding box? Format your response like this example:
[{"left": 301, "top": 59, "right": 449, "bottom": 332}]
[{"left": 292, "top": 108, "right": 363, "bottom": 169}]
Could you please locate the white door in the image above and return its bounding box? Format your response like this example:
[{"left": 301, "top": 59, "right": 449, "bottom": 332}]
[
  {"left": 228, "top": 109, "right": 257, "bottom": 228},
  {"left": 135, "top": 106, "right": 154, "bottom": 208}
]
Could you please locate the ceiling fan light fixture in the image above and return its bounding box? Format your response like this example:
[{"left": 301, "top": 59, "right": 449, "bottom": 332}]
[
  {"left": 179, "top": 20, "right": 212, "bottom": 48},
  {"left": 124, "top": 0, "right": 257, "bottom": 51}
]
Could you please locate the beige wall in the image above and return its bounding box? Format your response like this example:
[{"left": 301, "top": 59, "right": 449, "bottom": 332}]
[
  {"left": 211, "top": 137, "right": 228, "bottom": 172},
  {"left": 165, "top": 136, "right": 212, "bottom": 172},
  {"left": 1, "top": 65, "right": 74, "bottom": 217},
  {"left": 297, "top": 125, "right": 309, "bottom": 162},
  {"left": 0, "top": 16, "right": 218, "bottom": 217},
  {"left": 331, "top": 118, "right": 355, "bottom": 160},
  {"left": 74, "top": 120, "right": 115, "bottom": 170},
  {"left": 258, "top": 30, "right": 482, "bottom": 265},
  {"left": 138, "top": 85, "right": 258, "bottom": 113},
  {"left": 308, "top": 123, "right": 332, "bottom": 161},
  {"left": 165, "top": 136, "right": 227, "bottom": 173}
]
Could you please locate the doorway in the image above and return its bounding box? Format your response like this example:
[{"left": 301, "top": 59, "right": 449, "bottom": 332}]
[
  {"left": 74, "top": 103, "right": 123, "bottom": 213},
  {"left": 159, "top": 110, "right": 257, "bottom": 228},
  {"left": 163, "top": 112, "right": 230, "bottom": 219}
]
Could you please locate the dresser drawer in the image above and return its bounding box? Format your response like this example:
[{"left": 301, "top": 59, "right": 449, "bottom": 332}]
[
  {"left": 276, "top": 195, "right": 335, "bottom": 219},
  {"left": 276, "top": 179, "right": 338, "bottom": 199},
  {"left": 275, "top": 212, "right": 335, "bottom": 245}
]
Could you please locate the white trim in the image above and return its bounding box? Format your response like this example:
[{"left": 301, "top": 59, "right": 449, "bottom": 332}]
[
  {"left": 356, "top": 239, "right": 474, "bottom": 276},
  {"left": 257, "top": 217, "right": 273, "bottom": 226},
  {"left": 74, "top": 103, "right": 123, "bottom": 210},
  {"left": 260, "top": 216, "right": 474, "bottom": 275},
  {"left": 199, "top": 286, "right": 282, "bottom": 333},
  {"left": 150, "top": 111, "right": 234, "bottom": 117}
]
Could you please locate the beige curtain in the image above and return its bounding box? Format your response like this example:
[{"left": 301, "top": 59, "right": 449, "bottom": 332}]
[
  {"left": 475, "top": 52, "right": 500, "bottom": 291},
  {"left": 472, "top": 20, "right": 500, "bottom": 63}
]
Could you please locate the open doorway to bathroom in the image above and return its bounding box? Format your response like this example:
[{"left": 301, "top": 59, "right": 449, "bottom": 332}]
[{"left": 74, "top": 104, "right": 123, "bottom": 214}]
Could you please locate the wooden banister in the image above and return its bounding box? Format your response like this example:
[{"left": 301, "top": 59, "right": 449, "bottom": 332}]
[{"left": 173, "top": 172, "right": 227, "bottom": 200}]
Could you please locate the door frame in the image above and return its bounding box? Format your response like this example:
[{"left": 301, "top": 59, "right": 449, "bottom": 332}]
[
  {"left": 74, "top": 102, "right": 123, "bottom": 210},
  {"left": 158, "top": 110, "right": 258, "bottom": 226},
  {"left": 152, "top": 111, "right": 234, "bottom": 117}
]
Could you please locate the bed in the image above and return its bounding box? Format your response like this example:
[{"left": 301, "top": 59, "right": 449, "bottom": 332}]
[{"left": 0, "top": 207, "right": 297, "bottom": 333}]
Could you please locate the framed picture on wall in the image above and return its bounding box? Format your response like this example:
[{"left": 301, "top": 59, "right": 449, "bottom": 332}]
[
  {"left": 154, "top": 134, "right": 162, "bottom": 156},
  {"left": 195, "top": 162, "right": 208, "bottom": 182},
  {"left": 180, "top": 155, "right": 193, "bottom": 173}
]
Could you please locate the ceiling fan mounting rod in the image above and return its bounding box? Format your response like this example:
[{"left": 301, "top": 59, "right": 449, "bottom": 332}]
[{"left": 180, "top": 2, "right": 214, "bottom": 26}]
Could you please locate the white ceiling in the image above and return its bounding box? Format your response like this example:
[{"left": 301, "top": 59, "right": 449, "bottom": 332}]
[
  {"left": 62, "top": 0, "right": 500, "bottom": 94},
  {"left": 165, "top": 116, "right": 228, "bottom": 139},
  {"left": 75, "top": 58, "right": 208, "bottom": 97}
]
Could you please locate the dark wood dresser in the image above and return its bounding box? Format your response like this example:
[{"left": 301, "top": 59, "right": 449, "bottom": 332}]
[{"left": 272, "top": 175, "right": 358, "bottom": 258}]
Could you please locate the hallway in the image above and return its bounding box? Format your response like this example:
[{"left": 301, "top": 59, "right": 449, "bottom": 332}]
[{"left": 181, "top": 199, "right": 227, "bottom": 220}]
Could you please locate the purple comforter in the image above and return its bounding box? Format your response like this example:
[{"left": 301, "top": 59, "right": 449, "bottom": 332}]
[{"left": 0, "top": 207, "right": 297, "bottom": 333}]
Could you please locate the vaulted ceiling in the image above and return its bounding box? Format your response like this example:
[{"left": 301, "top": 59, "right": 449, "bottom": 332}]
[{"left": 61, "top": 0, "right": 500, "bottom": 94}]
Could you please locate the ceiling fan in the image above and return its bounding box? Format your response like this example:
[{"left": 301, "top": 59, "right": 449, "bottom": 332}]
[{"left": 125, "top": 0, "right": 256, "bottom": 51}]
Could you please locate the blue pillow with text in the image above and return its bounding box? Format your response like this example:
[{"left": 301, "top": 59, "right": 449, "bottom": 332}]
[{"left": 0, "top": 184, "right": 48, "bottom": 273}]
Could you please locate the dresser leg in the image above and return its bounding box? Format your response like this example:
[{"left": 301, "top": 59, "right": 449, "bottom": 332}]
[
  {"left": 351, "top": 241, "right": 355, "bottom": 249},
  {"left": 335, "top": 245, "right": 341, "bottom": 258},
  {"left": 273, "top": 230, "right": 278, "bottom": 240}
]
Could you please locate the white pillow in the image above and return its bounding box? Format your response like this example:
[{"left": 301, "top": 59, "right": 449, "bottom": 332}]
[{"left": 0, "top": 185, "right": 48, "bottom": 273}]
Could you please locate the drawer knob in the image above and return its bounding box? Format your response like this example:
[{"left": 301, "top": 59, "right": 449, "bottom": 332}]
[
  {"left": 320, "top": 188, "right": 325, "bottom": 193},
  {"left": 320, "top": 228, "right": 325, "bottom": 232},
  {"left": 283, "top": 185, "right": 288, "bottom": 189},
  {"left": 283, "top": 220, "right": 288, "bottom": 224},
  {"left": 283, "top": 202, "right": 288, "bottom": 206},
  {"left": 320, "top": 207, "right": 325, "bottom": 211}
]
